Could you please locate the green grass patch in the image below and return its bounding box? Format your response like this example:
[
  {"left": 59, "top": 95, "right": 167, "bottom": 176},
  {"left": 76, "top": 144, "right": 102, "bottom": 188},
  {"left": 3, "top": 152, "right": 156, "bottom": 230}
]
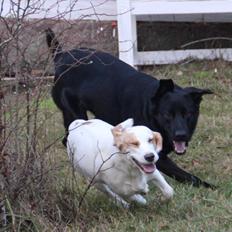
[
  {"left": 3, "top": 60, "right": 232, "bottom": 231},
  {"left": 39, "top": 97, "right": 56, "bottom": 110}
]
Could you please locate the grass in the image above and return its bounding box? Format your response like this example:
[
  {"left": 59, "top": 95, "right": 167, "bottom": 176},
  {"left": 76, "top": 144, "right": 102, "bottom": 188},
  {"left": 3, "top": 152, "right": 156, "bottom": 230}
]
[{"left": 2, "top": 60, "right": 232, "bottom": 231}]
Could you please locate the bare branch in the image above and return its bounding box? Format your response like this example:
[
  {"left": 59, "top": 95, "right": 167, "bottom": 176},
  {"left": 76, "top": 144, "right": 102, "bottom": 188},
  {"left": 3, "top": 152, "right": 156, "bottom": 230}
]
[
  {"left": 181, "top": 37, "right": 232, "bottom": 49},
  {"left": 78, "top": 150, "right": 119, "bottom": 209}
]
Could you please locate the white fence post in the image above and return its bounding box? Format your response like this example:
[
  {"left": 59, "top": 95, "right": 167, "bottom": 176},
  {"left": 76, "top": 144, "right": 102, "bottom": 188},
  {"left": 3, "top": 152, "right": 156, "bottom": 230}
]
[
  {"left": 117, "top": 0, "right": 137, "bottom": 67},
  {"left": 116, "top": 0, "right": 232, "bottom": 66}
]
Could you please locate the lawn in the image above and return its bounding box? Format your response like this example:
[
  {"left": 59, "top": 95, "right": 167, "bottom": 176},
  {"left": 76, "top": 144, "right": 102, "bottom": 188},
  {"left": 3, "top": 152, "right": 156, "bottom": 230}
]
[{"left": 2, "top": 60, "right": 232, "bottom": 231}]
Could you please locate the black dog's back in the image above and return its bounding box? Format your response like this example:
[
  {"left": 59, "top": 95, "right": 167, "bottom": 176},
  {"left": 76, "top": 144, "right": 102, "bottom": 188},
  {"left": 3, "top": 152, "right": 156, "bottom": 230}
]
[
  {"left": 51, "top": 46, "right": 159, "bottom": 128},
  {"left": 45, "top": 28, "right": 154, "bottom": 87}
]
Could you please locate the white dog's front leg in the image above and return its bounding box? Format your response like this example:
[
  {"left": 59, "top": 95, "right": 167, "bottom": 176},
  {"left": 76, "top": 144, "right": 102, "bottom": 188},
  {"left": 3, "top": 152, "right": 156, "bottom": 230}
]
[
  {"left": 129, "top": 194, "right": 147, "bottom": 205},
  {"left": 148, "top": 170, "right": 174, "bottom": 200},
  {"left": 96, "top": 183, "right": 130, "bottom": 208}
]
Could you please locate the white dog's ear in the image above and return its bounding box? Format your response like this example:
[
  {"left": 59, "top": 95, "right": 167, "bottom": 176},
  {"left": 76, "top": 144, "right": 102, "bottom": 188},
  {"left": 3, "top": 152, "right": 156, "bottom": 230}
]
[
  {"left": 111, "top": 126, "right": 123, "bottom": 151},
  {"left": 118, "top": 118, "right": 134, "bottom": 129},
  {"left": 111, "top": 119, "right": 133, "bottom": 151},
  {"left": 152, "top": 132, "right": 163, "bottom": 152}
]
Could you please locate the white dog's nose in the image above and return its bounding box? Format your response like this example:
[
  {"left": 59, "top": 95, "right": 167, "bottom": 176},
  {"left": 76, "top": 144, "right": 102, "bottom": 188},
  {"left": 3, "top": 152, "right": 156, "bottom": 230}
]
[{"left": 144, "top": 153, "right": 155, "bottom": 162}]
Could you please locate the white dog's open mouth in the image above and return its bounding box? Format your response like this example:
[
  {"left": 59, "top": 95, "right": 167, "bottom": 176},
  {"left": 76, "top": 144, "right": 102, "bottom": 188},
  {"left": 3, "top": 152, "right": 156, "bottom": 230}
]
[
  {"left": 132, "top": 158, "right": 156, "bottom": 174},
  {"left": 173, "top": 141, "right": 186, "bottom": 154}
]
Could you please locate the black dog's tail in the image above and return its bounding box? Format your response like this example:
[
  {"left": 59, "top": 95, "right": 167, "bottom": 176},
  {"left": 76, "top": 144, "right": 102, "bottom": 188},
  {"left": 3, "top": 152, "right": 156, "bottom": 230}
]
[{"left": 45, "top": 28, "right": 62, "bottom": 58}]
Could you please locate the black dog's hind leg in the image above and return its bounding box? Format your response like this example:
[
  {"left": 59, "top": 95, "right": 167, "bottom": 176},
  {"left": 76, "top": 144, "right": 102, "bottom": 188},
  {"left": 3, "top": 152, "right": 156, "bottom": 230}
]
[
  {"left": 60, "top": 89, "right": 88, "bottom": 146},
  {"left": 62, "top": 108, "right": 88, "bottom": 146},
  {"left": 156, "top": 156, "right": 216, "bottom": 189}
]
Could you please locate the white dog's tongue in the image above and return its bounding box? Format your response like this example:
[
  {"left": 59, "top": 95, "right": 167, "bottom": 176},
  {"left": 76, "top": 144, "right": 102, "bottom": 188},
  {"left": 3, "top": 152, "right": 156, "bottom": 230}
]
[
  {"left": 173, "top": 141, "right": 186, "bottom": 154},
  {"left": 141, "top": 163, "right": 156, "bottom": 174}
]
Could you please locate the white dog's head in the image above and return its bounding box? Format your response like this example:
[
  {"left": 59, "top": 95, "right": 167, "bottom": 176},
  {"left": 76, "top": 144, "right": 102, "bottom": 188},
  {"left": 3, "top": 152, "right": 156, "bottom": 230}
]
[{"left": 111, "top": 119, "right": 162, "bottom": 174}]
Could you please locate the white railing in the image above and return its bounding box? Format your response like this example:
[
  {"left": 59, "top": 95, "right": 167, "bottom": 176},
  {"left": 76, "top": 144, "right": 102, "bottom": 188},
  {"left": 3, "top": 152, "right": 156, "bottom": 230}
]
[{"left": 117, "top": 0, "right": 232, "bottom": 66}]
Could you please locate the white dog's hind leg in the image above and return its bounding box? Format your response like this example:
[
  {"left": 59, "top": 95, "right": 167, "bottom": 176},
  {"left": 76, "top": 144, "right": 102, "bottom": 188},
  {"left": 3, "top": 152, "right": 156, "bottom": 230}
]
[
  {"left": 149, "top": 170, "right": 174, "bottom": 200},
  {"left": 129, "top": 194, "right": 147, "bottom": 205},
  {"left": 96, "top": 183, "right": 130, "bottom": 208}
]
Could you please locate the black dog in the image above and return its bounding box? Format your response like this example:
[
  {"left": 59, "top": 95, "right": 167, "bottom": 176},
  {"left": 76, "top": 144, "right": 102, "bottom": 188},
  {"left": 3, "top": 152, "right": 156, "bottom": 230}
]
[{"left": 46, "top": 28, "right": 215, "bottom": 189}]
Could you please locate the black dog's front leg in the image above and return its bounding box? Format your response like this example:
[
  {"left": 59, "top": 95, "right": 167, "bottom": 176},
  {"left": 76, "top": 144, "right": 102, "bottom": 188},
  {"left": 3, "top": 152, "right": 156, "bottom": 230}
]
[{"left": 156, "top": 156, "right": 216, "bottom": 189}]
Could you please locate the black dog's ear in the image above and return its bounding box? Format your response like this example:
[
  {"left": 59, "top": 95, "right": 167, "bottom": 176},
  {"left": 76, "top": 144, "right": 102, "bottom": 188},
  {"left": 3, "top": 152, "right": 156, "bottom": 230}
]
[
  {"left": 152, "top": 79, "right": 174, "bottom": 101},
  {"left": 185, "top": 87, "right": 213, "bottom": 104}
]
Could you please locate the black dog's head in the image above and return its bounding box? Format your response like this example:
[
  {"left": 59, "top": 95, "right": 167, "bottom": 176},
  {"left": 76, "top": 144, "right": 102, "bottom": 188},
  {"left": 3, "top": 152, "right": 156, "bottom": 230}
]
[{"left": 152, "top": 79, "right": 213, "bottom": 155}]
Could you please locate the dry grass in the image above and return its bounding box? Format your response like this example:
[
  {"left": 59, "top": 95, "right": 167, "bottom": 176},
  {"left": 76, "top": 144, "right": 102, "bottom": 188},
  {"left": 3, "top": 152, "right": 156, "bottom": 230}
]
[{"left": 1, "top": 60, "right": 232, "bottom": 231}]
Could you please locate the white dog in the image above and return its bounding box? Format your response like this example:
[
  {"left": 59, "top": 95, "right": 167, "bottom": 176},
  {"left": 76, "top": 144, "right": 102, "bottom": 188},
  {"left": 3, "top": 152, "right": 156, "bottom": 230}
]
[{"left": 67, "top": 118, "right": 174, "bottom": 208}]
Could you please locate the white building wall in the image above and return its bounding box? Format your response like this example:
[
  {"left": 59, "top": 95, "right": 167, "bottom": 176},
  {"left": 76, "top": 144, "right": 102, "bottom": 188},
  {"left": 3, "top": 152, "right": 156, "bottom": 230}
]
[
  {"left": 2, "top": 0, "right": 232, "bottom": 22},
  {"left": 1, "top": 0, "right": 117, "bottom": 21}
]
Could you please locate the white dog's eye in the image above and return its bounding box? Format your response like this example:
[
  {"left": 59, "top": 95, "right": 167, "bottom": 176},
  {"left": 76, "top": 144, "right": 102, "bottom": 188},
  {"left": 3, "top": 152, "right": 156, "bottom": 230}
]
[
  {"left": 148, "top": 138, "right": 153, "bottom": 143},
  {"left": 131, "top": 141, "right": 140, "bottom": 147}
]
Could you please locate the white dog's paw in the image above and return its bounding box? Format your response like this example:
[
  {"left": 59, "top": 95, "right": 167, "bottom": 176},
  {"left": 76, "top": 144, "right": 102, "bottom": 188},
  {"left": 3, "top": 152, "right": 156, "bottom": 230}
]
[
  {"left": 162, "top": 186, "right": 174, "bottom": 200},
  {"left": 130, "top": 194, "right": 147, "bottom": 205},
  {"left": 114, "top": 197, "right": 130, "bottom": 209},
  {"left": 121, "top": 201, "right": 130, "bottom": 209}
]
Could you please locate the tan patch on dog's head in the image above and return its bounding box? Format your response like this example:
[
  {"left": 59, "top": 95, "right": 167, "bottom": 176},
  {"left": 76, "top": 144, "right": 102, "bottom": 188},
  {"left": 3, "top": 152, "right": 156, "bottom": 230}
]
[
  {"left": 112, "top": 126, "right": 140, "bottom": 152},
  {"left": 152, "top": 132, "right": 163, "bottom": 152}
]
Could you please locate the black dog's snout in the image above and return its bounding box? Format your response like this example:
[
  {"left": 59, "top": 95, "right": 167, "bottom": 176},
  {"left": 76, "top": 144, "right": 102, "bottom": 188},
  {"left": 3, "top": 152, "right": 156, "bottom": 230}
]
[
  {"left": 174, "top": 130, "right": 187, "bottom": 140},
  {"left": 144, "top": 153, "right": 155, "bottom": 162}
]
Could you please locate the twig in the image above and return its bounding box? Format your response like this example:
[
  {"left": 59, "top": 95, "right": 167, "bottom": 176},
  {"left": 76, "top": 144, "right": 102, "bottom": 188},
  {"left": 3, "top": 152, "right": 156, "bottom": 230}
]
[
  {"left": 6, "top": 197, "right": 15, "bottom": 232},
  {"left": 181, "top": 37, "right": 232, "bottom": 49},
  {"left": 78, "top": 149, "right": 120, "bottom": 209},
  {"left": 0, "top": 197, "right": 7, "bottom": 227}
]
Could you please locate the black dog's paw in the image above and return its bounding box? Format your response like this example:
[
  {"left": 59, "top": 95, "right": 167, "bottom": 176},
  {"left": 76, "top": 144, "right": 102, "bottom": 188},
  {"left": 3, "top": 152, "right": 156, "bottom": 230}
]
[
  {"left": 191, "top": 176, "right": 217, "bottom": 190},
  {"left": 202, "top": 181, "right": 217, "bottom": 190}
]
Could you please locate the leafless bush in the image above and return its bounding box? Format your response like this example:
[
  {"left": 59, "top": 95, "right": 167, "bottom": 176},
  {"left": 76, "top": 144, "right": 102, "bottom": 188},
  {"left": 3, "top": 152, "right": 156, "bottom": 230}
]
[{"left": 0, "top": 0, "right": 118, "bottom": 231}]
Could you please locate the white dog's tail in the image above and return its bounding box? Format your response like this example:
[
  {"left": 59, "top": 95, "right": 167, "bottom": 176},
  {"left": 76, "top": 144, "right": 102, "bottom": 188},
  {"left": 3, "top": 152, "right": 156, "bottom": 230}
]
[{"left": 68, "top": 120, "right": 87, "bottom": 133}]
